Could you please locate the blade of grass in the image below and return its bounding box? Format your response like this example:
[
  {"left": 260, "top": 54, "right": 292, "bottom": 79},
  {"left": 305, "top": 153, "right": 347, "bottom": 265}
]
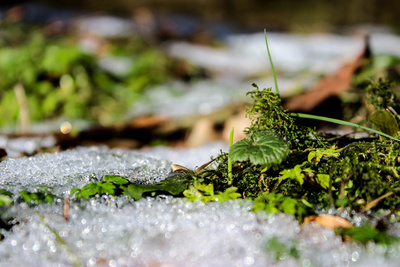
[
  {"left": 290, "top": 113, "right": 400, "bottom": 142},
  {"left": 228, "top": 126, "right": 234, "bottom": 185},
  {"left": 264, "top": 29, "right": 279, "bottom": 96},
  {"left": 36, "top": 213, "right": 82, "bottom": 267}
]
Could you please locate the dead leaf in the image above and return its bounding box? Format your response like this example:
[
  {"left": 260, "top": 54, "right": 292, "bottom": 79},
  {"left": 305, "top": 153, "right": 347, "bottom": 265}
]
[
  {"left": 171, "top": 164, "right": 193, "bottom": 173},
  {"left": 303, "top": 214, "right": 353, "bottom": 229},
  {"left": 186, "top": 117, "right": 219, "bottom": 147},
  {"left": 129, "top": 115, "right": 170, "bottom": 128},
  {"left": 284, "top": 34, "right": 371, "bottom": 112},
  {"left": 222, "top": 109, "right": 251, "bottom": 143}
]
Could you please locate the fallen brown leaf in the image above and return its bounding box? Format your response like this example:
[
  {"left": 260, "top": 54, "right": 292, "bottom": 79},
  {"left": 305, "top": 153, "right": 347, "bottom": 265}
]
[
  {"left": 186, "top": 116, "right": 220, "bottom": 147},
  {"left": 303, "top": 214, "right": 353, "bottom": 229},
  {"left": 284, "top": 34, "right": 371, "bottom": 112},
  {"left": 128, "top": 115, "right": 170, "bottom": 128},
  {"left": 222, "top": 108, "right": 251, "bottom": 143}
]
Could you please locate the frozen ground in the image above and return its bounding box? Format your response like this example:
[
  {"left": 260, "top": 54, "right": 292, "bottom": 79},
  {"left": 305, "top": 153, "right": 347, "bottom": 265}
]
[{"left": 1, "top": 145, "right": 400, "bottom": 266}]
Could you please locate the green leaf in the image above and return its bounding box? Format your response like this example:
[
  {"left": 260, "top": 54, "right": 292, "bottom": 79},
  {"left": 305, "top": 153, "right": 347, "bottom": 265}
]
[
  {"left": 193, "top": 182, "right": 214, "bottom": 196},
  {"left": 183, "top": 186, "right": 201, "bottom": 202},
  {"left": 218, "top": 187, "right": 241, "bottom": 201},
  {"left": 281, "top": 198, "right": 297, "bottom": 214},
  {"left": 229, "top": 131, "right": 290, "bottom": 165},
  {"left": 335, "top": 225, "right": 398, "bottom": 245},
  {"left": 183, "top": 183, "right": 241, "bottom": 203},
  {"left": 80, "top": 183, "right": 101, "bottom": 198},
  {"left": 370, "top": 110, "right": 399, "bottom": 138},
  {"left": 0, "top": 195, "right": 13, "bottom": 206},
  {"left": 265, "top": 236, "right": 300, "bottom": 260},
  {"left": 308, "top": 147, "right": 342, "bottom": 164},
  {"left": 123, "top": 175, "right": 190, "bottom": 201},
  {"left": 99, "top": 182, "right": 116, "bottom": 195},
  {"left": 316, "top": 174, "right": 331, "bottom": 190},
  {"left": 279, "top": 164, "right": 305, "bottom": 185},
  {"left": 18, "top": 190, "right": 57, "bottom": 204},
  {"left": 251, "top": 193, "right": 313, "bottom": 221},
  {"left": 104, "top": 175, "right": 130, "bottom": 185}
]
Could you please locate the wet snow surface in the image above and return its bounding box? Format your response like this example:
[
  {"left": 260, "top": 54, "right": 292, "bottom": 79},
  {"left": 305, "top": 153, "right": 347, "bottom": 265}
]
[
  {"left": 132, "top": 31, "right": 400, "bottom": 118},
  {"left": 2, "top": 145, "right": 400, "bottom": 266}
]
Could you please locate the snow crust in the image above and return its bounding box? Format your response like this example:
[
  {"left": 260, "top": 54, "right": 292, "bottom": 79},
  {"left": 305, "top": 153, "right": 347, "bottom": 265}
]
[{"left": 1, "top": 145, "right": 400, "bottom": 266}]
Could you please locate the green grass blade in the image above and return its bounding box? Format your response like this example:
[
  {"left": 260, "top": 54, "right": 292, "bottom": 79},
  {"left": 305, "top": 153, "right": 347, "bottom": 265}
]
[
  {"left": 264, "top": 29, "right": 279, "bottom": 96},
  {"left": 290, "top": 113, "right": 400, "bottom": 142},
  {"left": 228, "top": 126, "right": 234, "bottom": 185},
  {"left": 37, "top": 213, "right": 82, "bottom": 267}
]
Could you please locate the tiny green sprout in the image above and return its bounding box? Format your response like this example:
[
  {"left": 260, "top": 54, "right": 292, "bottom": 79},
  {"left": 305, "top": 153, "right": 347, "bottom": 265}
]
[
  {"left": 183, "top": 182, "right": 241, "bottom": 203},
  {"left": 308, "top": 146, "right": 342, "bottom": 165}
]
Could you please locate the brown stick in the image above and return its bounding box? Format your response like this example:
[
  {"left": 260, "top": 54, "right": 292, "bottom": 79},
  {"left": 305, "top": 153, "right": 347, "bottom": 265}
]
[{"left": 64, "top": 197, "right": 70, "bottom": 221}]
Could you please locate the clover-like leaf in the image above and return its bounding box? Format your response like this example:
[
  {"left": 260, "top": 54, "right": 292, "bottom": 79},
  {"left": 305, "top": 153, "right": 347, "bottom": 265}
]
[{"left": 229, "top": 131, "right": 290, "bottom": 165}]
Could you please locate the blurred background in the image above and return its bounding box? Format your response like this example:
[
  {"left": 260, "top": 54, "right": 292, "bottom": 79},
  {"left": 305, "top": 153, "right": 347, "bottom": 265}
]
[{"left": 1, "top": 0, "right": 400, "bottom": 157}]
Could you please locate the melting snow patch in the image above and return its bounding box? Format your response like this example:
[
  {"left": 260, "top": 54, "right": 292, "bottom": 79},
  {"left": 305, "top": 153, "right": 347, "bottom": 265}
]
[{"left": 1, "top": 145, "right": 400, "bottom": 266}]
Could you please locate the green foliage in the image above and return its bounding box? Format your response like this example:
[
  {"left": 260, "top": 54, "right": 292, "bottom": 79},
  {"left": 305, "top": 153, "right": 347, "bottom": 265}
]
[
  {"left": 0, "top": 190, "right": 13, "bottom": 207},
  {"left": 251, "top": 193, "right": 314, "bottom": 221},
  {"left": 0, "top": 23, "right": 171, "bottom": 128},
  {"left": 71, "top": 175, "right": 191, "bottom": 201},
  {"left": 122, "top": 175, "right": 190, "bottom": 201},
  {"left": 335, "top": 225, "right": 398, "bottom": 245},
  {"left": 186, "top": 79, "right": 400, "bottom": 233},
  {"left": 18, "top": 188, "right": 58, "bottom": 205},
  {"left": 228, "top": 127, "right": 234, "bottom": 185},
  {"left": 183, "top": 182, "right": 241, "bottom": 202},
  {"left": 278, "top": 162, "right": 309, "bottom": 186},
  {"left": 265, "top": 236, "right": 300, "bottom": 261},
  {"left": 353, "top": 78, "right": 400, "bottom": 138},
  {"left": 229, "top": 131, "right": 290, "bottom": 166},
  {"left": 329, "top": 140, "right": 400, "bottom": 210},
  {"left": 245, "top": 84, "right": 330, "bottom": 150},
  {"left": 363, "top": 78, "right": 399, "bottom": 111},
  {"left": 308, "top": 147, "right": 342, "bottom": 164}
]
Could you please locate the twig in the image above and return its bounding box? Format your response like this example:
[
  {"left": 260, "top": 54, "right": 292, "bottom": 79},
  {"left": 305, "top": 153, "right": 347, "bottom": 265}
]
[
  {"left": 364, "top": 187, "right": 400, "bottom": 211},
  {"left": 64, "top": 197, "right": 70, "bottom": 221}
]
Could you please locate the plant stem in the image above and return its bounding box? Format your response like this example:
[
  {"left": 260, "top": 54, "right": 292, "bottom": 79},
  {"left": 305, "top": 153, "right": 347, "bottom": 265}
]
[
  {"left": 14, "top": 83, "right": 31, "bottom": 134},
  {"left": 290, "top": 112, "right": 400, "bottom": 142},
  {"left": 264, "top": 29, "right": 279, "bottom": 97},
  {"left": 36, "top": 213, "right": 82, "bottom": 267},
  {"left": 228, "top": 126, "right": 234, "bottom": 185}
]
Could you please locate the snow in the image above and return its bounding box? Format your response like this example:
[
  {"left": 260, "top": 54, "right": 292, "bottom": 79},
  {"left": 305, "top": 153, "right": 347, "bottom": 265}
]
[{"left": 1, "top": 144, "right": 400, "bottom": 266}]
